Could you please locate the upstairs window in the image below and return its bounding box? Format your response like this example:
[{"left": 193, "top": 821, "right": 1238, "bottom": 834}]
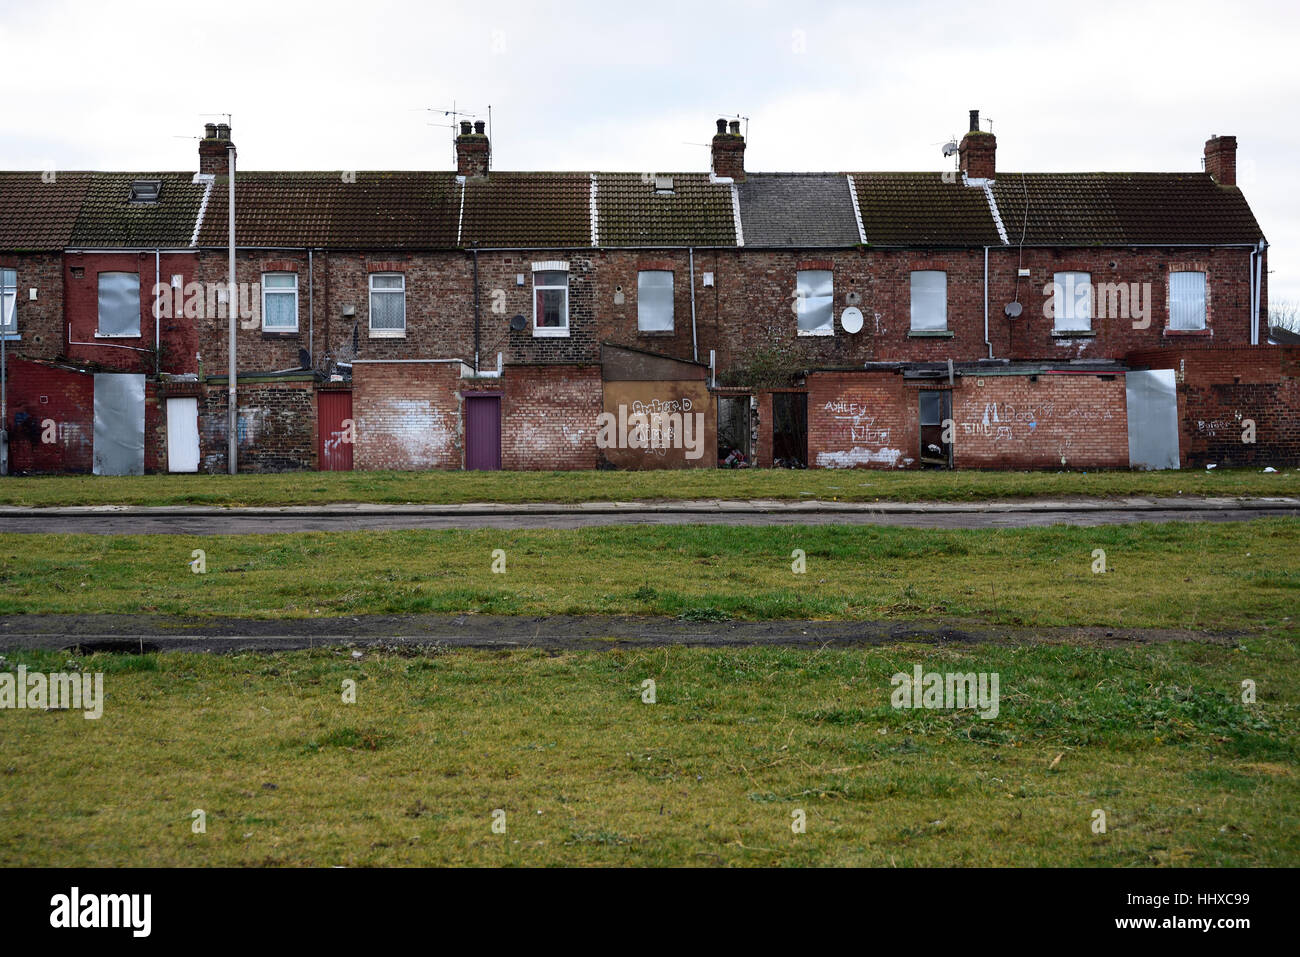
[
  {"left": 1169, "top": 271, "right": 1207, "bottom": 330},
  {"left": 369, "top": 273, "right": 406, "bottom": 337},
  {"left": 910, "top": 271, "right": 948, "bottom": 331},
  {"left": 796, "top": 269, "right": 833, "bottom": 336},
  {"left": 97, "top": 271, "right": 141, "bottom": 337},
  {"left": 262, "top": 272, "right": 299, "bottom": 332},
  {"left": 638, "top": 270, "right": 674, "bottom": 332},
  {"left": 1052, "top": 271, "right": 1092, "bottom": 332},
  {"left": 533, "top": 264, "right": 569, "bottom": 337},
  {"left": 1, "top": 268, "right": 15, "bottom": 336}
]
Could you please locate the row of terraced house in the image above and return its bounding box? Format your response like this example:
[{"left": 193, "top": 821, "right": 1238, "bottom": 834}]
[{"left": 0, "top": 111, "right": 1294, "bottom": 475}]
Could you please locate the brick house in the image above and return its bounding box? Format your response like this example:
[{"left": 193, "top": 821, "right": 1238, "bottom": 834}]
[{"left": 1, "top": 112, "right": 1290, "bottom": 474}]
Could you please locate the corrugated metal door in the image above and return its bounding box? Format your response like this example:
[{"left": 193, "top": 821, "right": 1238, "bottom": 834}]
[
  {"left": 166, "top": 397, "right": 200, "bottom": 472},
  {"left": 1126, "top": 369, "right": 1180, "bottom": 470},
  {"left": 318, "top": 390, "right": 354, "bottom": 471},
  {"left": 93, "top": 373, "right": 145, "bottom": 475},
  {"left": 465, "top": 395, "right": 501, "bottom": 471}
]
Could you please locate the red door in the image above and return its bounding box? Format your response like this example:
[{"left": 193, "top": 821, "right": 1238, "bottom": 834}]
[
  {"left": 318, "top": 390, "right": 354, "bottom": 471},
  {"left": 465, "top": 394, "right": 501, "bottom": 470}
]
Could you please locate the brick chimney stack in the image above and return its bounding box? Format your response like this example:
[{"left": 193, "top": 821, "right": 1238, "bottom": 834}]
[
  {"left": 711, "top": 118, "right": 745, "bottom": 182},
  {"left": 456, "top": 120, "right": 490, "bottom": 178},
  {"left": 1204, "top": 134, "right": 1237, "bottom": 186},
  {"left": 199, "top": 122, "right": 234, "bottom": 176},
  {"left": 958, "top": 109, "right": 996, "bottom": 181}
]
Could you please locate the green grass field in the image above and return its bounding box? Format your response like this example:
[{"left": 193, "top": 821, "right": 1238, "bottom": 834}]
[
  {"left": 2, "top": 520, "right": 1297, "bottom": 627},
  {"left": 0, "top": 466, "right": 1296, "bottom": 508},
  {"left": 2, "top": 516, "right": 1296, "bottom": 866},
  {"left": 1, "top": 637, "right": 1295, "bottom": 866}
]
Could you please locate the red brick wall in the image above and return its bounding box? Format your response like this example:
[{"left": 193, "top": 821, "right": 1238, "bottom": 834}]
[
  {"left": 2, "top": 358, "right": 93, "bottom": 473},
  {"left": 1127, "top": 345, "right": 1300, "bottom": 466},
  {"left": 64, "top": 251, "right": 200, "bottom": 374},
  {"left": 352, "top": 361, "right": 461, "bottom": 470},
  {"left": 807, "top": 371, "right": 916, "bottom": 469},
  {"left": 1, "top": 252, "right": 63, "bottom": 362},
  {"left": 500, "top": 364, "right": 602, "bottom": 470},
  {"left": 952, "top": 373, "right": 1129, "bottom": 469}
]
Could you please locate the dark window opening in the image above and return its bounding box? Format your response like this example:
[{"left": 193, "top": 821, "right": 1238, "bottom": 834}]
[
  {"left": 772, "top": 392, "right": 808, "bottom": 469},
  {"left": 919, "top": 389, "right": 952, "bottom": 468}
]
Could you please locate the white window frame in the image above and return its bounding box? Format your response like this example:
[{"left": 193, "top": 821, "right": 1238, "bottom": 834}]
[
  {"left": 368, "top": 272, "right": 406, "bottom": 338},
  {"left": 637, "top": 270, "right": 674, "bottom": 332},
  {"left": 1169, "top": 271, "right": 1207, "bottom": 331},
  {"left": 532, "top": 262, "right": 570, "bottom": 337},
  {"left": 0, "top": 268, "right": 16, "bottom": 336},
  {"left": 261, "top": 272, "right": 299, "bottom": 333},
  {"left": 910, "top": 270, "right": 948, "bottom": 331},
  {"left": 1053, "top": 271, "right": 1092, "bottom": 333},
  {"left": 96, "top": 271, "right": 141, "bottom": 337},
  {"left": 795, "top": 269, "right": 834, "bottom": 337}
]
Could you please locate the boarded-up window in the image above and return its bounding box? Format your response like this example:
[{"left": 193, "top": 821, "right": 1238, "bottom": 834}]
[
  {"left": 1169, "top": 271, "right": 1207, "bottom": 330},
  {"left": 638, "top": 270, "right": 673, "bottom": 332},
  {"left": 98, "top": 272, "right": 141, "bottom": 336},
  {"left": 369, "top": 273, "right": 405, "bottom": 336},
  {"left": 1053, "top": 272, "right": 1092, "bottom": 332},
  {"left": 262, "top": 272, "right": 298, "bottom": 331},
  {"left": 796, "top": 269, "right": 833, "bottom": 335},
  {"left": 910, "top": 271, "right": 947, "bottom": 331},
  {"left": 1, "top": 268, "right": 15, "bottom": 334}
]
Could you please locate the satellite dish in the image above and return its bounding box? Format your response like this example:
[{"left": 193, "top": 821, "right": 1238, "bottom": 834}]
[
  {"left": 841, "top": 306, "right": 864, "bottom": 334},
  {"left": 509, "top": 314, "right": 527, "bottom": 332},
  {"left": 1004, "top": 301, "right": 1023, "bottom": 318},
  {"left": 942, "top": 141, "right": 959, "bottom": 157}
]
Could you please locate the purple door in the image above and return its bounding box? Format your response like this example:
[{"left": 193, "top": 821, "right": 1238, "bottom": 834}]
[{"left": 465, "top": 395, "right": 501, "bottom": 470}]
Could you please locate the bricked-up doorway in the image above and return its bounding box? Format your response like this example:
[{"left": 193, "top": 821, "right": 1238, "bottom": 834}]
[
  {"left": 318, "top": 390, "right": 354, "bottom": 471},
  {"left": 919, "top": 389, "right": 953, "bottom": 468},
  {"left": 465, "top": 394, "right": 502, "bottom": 471},
  {"left": 771, "top": 392, "right": 808, "bottom": 468}
]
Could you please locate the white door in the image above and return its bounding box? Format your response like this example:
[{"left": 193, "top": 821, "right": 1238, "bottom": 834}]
[{"left": 166, "top": 397, "right": 200, "bottom": 472}]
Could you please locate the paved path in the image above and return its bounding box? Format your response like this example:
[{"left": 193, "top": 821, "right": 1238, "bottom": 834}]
[
  {"left": 0, "top": 497, "right": 1296, "bottom": 533},
  {"left": 0, "top": 613, "right": 1243, "bottom": 653}
]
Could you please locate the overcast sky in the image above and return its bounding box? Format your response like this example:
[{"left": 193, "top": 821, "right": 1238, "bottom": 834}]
[{"left": 2, "top": 0, "right": 1296, "bottom": 304}]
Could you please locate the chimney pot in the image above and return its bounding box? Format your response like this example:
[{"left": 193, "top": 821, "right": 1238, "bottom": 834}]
[
  {"left": 216, "top": 123, "right": 230, "bottom": 139},
  {"left": 711, "top": 118, "right": 745, "bottom": 182},
  {"left": 969, "top": 109, "right": 979, "bottom": 133},
  {"left": 474, "top": 120, "right": 485, "bottom": 135},
  {"left": 456, "top": 119, "right": 489, "bottom": 177},
  {"left": 204, "top": 123, "right": 217, "bottom": 139}
]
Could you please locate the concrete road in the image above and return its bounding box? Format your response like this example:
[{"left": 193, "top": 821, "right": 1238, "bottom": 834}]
[{"left": 0, "top": 497, "right": 1296, "bottom": 533}]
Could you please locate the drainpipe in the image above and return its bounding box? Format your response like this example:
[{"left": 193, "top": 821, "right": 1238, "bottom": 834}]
[
  {"left": 1, "top": 269, "right": 6, "bottom": 475},
  {"left": 983, "top": 246, "right": 993, "bottom": 359},
  {"left": 689, "top": 247, "right": 698, "bottom": 362},
  {"left": 155, "top": 248, "right": 161, "bottom": 374},
  {"left": 308, "top": 249, "right": 314, "bottom": 367},
  {"left": 1252, "top": 240, "right": 1267, "bottom": 345},
  {"left": 227, "top": 144, "right": 237, "bottom": 475},
  {"left": 472, "top": 245, "right": 481, "bottom": 373}
]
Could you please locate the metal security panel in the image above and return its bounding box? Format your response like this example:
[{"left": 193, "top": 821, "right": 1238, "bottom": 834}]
[
  {"left": 93, "top": 373, "right": 146, "bottom": 475},
  {"left": 1126, "top": 369, "right": 1180, "bottom": 470}
]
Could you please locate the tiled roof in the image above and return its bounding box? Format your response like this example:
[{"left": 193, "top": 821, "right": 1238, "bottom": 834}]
[
  {"left": 196, "top": 171, "right": 460, "bottom": 249},
  {"left": 0, "top": 172, "right": 92, "bottom": 250},
  {"left": 851, "top": 173, "right": 1003, "bottom": 246},
  {"left": 595, "top": 173, "right": 736, "bottom": 246},
  {"left": 991, "top": 173, "right": 1265, "bottom": 245},
  {"left": 736, "top": 173, "right": 860, "bottom": 246},
  {"left": 70, "top": 172, "right": 207, "bottom": 247},
  {"left": 460, "top": 173, "right": 590, "bottom": 248}
]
